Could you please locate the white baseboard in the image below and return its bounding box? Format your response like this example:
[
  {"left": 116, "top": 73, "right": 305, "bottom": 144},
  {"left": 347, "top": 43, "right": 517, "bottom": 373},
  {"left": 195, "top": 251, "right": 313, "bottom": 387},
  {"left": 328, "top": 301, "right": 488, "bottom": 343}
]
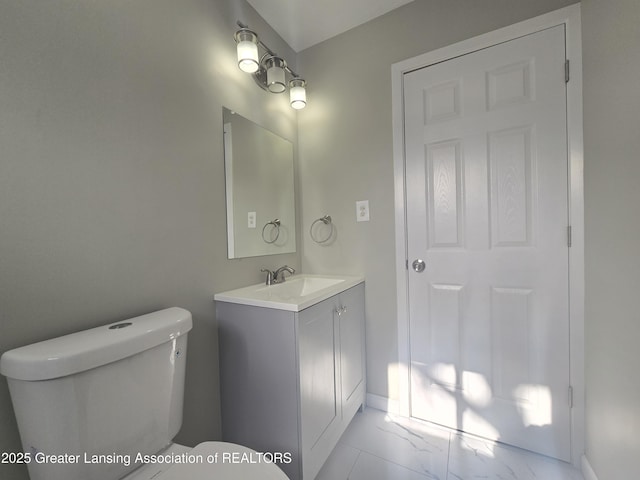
[
  {"left": 581, "top": 455, "right": 598, "bottom": 480},
  {"left": 365, "top": 393, "right": 399, "bottom": 415}
]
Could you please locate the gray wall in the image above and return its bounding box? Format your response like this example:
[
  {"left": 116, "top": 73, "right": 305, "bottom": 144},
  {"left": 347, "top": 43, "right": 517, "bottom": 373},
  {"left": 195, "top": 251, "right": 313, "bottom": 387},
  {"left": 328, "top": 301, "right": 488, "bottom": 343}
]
[
  {"left": 582, "top": 0, "right": 640, "bottom": 478},
  {"left": 297, "top": 0, "right": 577, "bottom": 405},
  {"left": 0, "top": 1, "right": 300, "bottom": 479}
]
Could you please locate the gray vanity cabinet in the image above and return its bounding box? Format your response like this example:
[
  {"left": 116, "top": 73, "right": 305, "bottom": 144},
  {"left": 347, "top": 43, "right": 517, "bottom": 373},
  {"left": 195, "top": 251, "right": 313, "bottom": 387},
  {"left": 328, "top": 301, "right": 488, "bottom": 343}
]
[{"left": 216, "top": 282, "right": 365, "bottom": 480}]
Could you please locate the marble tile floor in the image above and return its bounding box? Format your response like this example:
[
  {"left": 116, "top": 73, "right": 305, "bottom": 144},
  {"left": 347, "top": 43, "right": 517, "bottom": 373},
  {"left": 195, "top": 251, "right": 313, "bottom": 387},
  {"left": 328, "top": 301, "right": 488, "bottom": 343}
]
[{"left": 316, "top": 408, "right": 584, "bottom": 480}]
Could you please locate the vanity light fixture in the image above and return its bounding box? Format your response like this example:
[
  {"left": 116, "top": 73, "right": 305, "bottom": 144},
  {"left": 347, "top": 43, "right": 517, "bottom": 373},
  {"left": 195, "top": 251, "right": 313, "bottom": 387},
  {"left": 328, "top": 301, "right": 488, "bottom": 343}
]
[
  {"left": 289, "top": 78, "right": 307, "bottom": 110},
  {"left": 234, "top": 21, "right": 307, "bottom": 109},
  {"left": 265, "top": 56, "right": 287, "bottom": 93},
  {"left": 234, "top": 29, "right": 259, "bottom": 73}
]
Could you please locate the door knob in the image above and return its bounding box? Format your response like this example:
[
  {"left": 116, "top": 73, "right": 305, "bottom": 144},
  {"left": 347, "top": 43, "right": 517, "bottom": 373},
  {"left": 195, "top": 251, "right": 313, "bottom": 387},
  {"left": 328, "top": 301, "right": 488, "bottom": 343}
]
[{"left": 412, "top": 259, "right": 426, "bottom": 273}]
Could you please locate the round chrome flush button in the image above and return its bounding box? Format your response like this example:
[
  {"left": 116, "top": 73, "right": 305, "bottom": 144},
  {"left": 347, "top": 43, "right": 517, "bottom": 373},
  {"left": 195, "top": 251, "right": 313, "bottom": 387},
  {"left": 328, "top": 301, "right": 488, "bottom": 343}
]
[{"left": 109, "top": 322, "right": 132, "bottom": 330}]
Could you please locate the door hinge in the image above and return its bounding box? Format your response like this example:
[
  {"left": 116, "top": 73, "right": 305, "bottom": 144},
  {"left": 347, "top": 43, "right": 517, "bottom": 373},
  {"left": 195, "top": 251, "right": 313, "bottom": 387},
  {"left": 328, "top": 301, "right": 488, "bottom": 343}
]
[
  {"left": 405, "top": 259, "right": 409, "bottom": 270},
  {"left": 568, "top": 386, "right": 574, "bottom": 408},
  {"left": 567, "top": 226, "right": 572, "bottom": 248},
  {"left": 565, "top": 60, "right": 570, "bottom": 83}
]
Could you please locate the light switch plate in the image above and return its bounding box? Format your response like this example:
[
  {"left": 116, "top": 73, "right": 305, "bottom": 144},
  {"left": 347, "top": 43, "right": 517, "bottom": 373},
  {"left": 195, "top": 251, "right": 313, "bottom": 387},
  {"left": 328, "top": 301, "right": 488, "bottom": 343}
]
[
  {"left": 248, "top": 211, "right": 256, "bottom": 228},
  {"left": 356, "top": 200, "right": 370, "bottom": 222}
]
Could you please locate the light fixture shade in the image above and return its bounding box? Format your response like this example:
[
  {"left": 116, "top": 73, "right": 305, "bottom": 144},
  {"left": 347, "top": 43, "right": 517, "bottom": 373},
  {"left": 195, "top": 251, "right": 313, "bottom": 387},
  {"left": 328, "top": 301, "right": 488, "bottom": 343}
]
[
  {"left": 235, "top": 30, "right": 259, "bottom": 73},
  {"left": 289, "top": 78, "right": 307, "bottom": 109},
  {"left": 265, "top": 57, "right": 287, "bottom": 93}
]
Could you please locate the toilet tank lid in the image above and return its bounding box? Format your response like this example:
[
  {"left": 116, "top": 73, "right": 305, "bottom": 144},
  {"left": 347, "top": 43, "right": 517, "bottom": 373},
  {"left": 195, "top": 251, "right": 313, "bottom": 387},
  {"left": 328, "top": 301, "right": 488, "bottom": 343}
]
[{"left": 0, "top": 307, "right": 193, "bottom": 381}]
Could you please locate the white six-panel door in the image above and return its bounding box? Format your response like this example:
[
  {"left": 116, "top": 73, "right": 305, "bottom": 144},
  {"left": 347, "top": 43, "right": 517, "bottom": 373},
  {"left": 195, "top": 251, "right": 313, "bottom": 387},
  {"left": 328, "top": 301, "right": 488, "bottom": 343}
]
[{"left": 404, "top": 25, "right": 571, "bottom": 460}]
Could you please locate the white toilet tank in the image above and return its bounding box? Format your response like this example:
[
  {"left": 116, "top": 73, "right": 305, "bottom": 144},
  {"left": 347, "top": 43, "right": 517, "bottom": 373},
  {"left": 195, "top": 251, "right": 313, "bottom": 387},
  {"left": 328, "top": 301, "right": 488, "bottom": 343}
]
[{"left": 0, "top": 307, "right": 193, "bottom": 480}]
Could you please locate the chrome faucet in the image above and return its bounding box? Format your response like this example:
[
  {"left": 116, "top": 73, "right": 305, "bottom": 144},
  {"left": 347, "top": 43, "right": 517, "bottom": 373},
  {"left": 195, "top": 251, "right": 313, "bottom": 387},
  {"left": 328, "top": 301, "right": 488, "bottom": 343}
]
[
  {"left": 273, "top": 265, "right": 295, "bottom": 283},
  {"left": 261, "top": 266, "right": 295, "bottom": 285}
]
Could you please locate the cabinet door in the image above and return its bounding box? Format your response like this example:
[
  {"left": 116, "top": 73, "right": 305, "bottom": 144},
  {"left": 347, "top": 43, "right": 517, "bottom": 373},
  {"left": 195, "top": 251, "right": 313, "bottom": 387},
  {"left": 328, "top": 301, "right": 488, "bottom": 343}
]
[
  {"left": 339, "top": 285, "right": 365, "bottom": 408},
  {"left": 298, "top": 301, "right": 339, "bottom": 463}
]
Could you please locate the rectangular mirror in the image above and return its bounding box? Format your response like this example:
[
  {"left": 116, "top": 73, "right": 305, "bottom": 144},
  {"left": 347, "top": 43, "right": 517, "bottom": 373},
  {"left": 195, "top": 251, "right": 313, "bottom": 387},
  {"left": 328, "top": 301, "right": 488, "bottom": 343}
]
[{"left": 223, "top": 108, "right": 296, "bottom": 258}]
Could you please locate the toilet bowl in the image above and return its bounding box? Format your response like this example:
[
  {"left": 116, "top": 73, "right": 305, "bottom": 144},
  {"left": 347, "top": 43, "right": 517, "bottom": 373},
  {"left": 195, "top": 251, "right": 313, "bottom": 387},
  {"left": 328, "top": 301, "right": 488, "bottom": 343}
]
[
  {"left": 0, "top": 307, "right": 289, "bottom": 480},
  {"left": 122, "top": 442, "right": 288, "bottom": 480}
]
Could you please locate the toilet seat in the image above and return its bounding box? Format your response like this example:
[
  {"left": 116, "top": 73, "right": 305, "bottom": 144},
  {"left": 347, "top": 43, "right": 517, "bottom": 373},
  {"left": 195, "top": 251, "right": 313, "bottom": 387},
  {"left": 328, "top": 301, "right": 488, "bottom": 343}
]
[{"left": 123, "top": 442, "right": 289, "bottom": 480}]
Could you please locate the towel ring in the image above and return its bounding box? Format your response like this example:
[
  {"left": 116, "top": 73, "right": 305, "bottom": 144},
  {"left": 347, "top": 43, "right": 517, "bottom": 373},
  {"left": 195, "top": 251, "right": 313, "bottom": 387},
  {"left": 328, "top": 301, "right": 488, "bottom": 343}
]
[
  {"left": 310, "top": 215, "right": 333, "bottom": 244},
  {"left": 262, "top": 219, "right": 281, "bottom": 244}
]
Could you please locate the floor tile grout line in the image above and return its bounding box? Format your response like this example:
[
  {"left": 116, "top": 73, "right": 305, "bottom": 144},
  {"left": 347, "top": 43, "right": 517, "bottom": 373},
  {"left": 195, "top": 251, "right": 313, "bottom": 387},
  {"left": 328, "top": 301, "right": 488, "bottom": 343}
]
[
  {"left": 345, "top": 448, "right": 362, "bottom": 480},
  {"left": 350, "top": 447, "right": 442, "bottom": 479},
  {"left": 445, "top": 430, "right": 452, "bottom": 480}
]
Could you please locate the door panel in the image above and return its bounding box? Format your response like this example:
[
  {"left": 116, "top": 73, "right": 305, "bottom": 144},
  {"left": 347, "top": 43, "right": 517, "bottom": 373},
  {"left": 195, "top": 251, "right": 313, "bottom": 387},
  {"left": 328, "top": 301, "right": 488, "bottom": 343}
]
[{"left": 404, "top": 25, "right": 570, "bottom": 460}]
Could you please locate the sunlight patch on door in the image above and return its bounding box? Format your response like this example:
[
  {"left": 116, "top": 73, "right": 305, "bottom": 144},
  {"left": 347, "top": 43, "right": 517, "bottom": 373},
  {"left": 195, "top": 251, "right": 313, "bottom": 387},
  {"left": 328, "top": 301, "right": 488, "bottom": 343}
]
[
  {"left": 462, "top": 370, "right": 492, "bottom": 407},
  {"left": 513, "top": 384, "right": 552, "bottom": 427},
  {"left": 462, "top": 409, "right": 500, "bottom": 450}
]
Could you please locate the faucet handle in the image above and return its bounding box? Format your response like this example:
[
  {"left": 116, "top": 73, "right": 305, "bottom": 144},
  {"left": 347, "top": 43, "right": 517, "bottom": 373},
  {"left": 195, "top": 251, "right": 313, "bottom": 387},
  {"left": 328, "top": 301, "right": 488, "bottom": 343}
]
[{"left": 260, "top": 268, "right": 274, "bottom": 285}]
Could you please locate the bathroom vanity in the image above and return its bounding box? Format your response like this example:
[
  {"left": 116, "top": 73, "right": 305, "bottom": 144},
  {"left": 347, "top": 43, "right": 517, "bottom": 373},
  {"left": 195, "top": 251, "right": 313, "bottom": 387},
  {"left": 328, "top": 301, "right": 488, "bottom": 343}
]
[{"left": 215, "top": 275, "right": 365, "bottom": 480}]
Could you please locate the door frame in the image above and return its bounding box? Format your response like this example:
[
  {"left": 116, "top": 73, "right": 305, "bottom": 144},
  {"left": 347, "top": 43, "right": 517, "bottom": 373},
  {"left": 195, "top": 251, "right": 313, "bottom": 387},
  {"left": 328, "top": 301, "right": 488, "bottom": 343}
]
[{"left": 391, "top": 4, "right": 584, "bottom": 466}]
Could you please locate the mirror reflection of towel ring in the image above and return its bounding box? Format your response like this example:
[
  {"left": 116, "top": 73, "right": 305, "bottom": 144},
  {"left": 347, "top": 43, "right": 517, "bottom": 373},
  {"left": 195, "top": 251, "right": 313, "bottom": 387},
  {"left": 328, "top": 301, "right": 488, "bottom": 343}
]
[
  {"left": 310, "top": 215, "right": 333, "bottom": 244},
  {"left": 262, "top": 219, "right": 281, "bottom": 244}
]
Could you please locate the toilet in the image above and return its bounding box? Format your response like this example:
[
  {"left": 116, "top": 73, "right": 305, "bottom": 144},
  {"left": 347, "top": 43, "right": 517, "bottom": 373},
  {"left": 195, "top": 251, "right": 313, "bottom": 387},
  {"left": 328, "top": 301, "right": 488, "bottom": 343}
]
[{"left": 0, "top": 307, "right": 289, "bottom": 480}]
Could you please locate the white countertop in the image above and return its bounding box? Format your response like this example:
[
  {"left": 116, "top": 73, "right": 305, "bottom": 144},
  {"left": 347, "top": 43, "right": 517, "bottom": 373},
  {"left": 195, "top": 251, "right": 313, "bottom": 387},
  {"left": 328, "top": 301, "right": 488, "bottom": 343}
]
[{"left": 214, "top": 274, "right": 364, "bottom": 312}]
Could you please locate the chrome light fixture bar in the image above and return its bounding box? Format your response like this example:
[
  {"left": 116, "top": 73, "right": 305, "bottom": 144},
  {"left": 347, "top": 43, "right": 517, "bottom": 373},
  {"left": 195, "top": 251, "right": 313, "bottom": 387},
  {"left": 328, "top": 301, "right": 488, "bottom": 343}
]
[{"left": 234, "top": 21, "right": 307, "bottom": 109}]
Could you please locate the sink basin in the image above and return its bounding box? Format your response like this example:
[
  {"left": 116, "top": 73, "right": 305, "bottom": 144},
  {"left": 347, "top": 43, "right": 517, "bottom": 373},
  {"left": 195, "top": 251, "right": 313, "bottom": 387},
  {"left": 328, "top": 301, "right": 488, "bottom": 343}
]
[
  {"left": 256, "top": 276, "right": 344, "bottom": 297},
  {"left": 214, "top": 274, "right": 364, "bottom": 312}
]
